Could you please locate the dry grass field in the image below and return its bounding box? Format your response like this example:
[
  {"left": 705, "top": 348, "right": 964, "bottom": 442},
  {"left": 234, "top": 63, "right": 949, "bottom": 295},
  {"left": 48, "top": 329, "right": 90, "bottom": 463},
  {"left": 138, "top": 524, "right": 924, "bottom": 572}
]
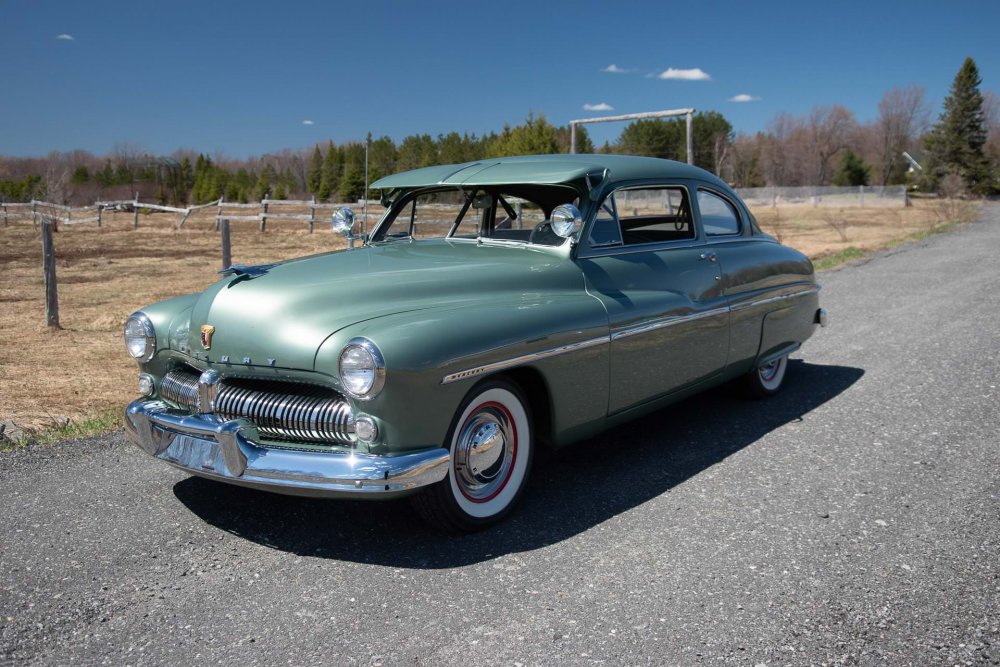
[{"left": 0, "top": 200, "right": 961, "bottom": 439}]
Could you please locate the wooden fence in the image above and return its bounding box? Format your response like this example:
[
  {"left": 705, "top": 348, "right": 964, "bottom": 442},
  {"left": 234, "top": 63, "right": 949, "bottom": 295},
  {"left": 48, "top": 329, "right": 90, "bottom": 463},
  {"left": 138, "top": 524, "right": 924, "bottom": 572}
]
[
  {"left": 3, "top": 195, "right": 378, "bottom": 328},
  {"left": 0, "top": 195, "right": 377, "bottom": 232}
]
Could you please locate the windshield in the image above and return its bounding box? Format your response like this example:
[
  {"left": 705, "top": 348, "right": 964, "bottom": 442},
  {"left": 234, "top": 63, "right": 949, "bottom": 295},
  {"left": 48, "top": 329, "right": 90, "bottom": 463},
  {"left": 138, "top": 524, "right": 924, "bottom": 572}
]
[{"left": 371, "top": 186, "right": 580, "bottom": 246}]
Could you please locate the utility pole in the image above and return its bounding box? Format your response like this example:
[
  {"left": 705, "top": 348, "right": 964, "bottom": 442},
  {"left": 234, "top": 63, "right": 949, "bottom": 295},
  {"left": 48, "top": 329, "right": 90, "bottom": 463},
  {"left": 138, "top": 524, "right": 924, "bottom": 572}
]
[{"left": 363, "top": 133, "right": 370, "bottom": 235}]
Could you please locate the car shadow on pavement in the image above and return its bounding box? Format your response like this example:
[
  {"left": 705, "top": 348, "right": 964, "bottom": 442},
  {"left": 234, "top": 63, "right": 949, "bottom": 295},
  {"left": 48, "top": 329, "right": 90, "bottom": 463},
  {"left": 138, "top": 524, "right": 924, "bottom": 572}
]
[{"left": 173, "top": 360, "right": 863, "bottom": 568}]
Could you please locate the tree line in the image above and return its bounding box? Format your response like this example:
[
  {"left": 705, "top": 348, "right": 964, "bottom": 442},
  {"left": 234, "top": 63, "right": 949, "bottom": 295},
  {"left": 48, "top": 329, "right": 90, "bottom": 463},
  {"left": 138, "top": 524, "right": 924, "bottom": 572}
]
[{"left": 1, "top": 58, "right": 996, "bottom": 205}]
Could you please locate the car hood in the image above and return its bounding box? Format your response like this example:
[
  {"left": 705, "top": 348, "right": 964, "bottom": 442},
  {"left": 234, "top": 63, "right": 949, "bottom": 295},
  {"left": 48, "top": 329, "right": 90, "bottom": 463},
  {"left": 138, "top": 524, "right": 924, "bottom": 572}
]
[{"left": 178, "top": 239, "right": 580, "bottom": 370}]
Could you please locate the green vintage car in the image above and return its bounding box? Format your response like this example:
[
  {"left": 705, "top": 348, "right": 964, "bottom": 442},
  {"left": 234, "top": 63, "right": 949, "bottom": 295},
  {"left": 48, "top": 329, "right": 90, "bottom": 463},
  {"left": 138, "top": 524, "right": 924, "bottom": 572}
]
[{"left": 123, "top": 154, "right": 825, "bottom": 531}]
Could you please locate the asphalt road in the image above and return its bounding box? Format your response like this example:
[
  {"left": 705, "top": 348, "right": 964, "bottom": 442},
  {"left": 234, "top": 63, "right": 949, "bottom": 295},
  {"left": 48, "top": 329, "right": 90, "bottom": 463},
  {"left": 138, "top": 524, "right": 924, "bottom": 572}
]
[{"left": 3, "top": 208, "right": 999, "bottom": 666}]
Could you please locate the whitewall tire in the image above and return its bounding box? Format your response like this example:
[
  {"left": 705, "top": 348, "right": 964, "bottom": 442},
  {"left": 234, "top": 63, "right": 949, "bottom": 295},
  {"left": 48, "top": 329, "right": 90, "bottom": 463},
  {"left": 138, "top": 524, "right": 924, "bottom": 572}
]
[{"left": 411, "top": 379, "right": 533, "bottom": 532}]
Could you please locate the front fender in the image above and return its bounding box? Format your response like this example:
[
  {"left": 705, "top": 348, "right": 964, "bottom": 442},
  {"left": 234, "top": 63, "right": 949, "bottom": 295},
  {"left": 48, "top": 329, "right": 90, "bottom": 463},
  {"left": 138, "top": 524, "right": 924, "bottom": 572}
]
[{"left": 315, "top": 295, "right": 610, "bottom": 453}]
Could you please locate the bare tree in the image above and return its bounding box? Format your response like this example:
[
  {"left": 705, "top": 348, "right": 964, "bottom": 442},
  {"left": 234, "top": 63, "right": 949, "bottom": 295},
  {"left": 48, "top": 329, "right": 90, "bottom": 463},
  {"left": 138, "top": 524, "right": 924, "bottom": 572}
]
[
  {"left": 726, "top": 133, "right": 763, "bottom": 187},
  {"left": 874, "top": 86, "right": 930, "bottom": 186},
  {"left": 760, "top": 113, "right": 797, "bottom": 186},
  {"left": 805, "top": 105, "right": 856, "bottom": 186}
]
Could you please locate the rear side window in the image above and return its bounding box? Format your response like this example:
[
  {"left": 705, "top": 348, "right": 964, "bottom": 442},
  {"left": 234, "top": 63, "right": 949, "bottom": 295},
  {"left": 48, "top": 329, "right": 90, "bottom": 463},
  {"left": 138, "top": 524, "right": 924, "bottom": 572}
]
[
  {"left": 698, "top": 190, "right": 741, "bottom": 236},
  {"left": 589, "top": 186, "right": 693, "bottom": 247}
]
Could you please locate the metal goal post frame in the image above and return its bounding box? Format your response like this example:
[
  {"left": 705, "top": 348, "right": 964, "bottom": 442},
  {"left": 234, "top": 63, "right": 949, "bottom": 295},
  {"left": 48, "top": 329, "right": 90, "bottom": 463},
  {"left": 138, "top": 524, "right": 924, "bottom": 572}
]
[{"left": 569, "top": 108, "right": 695, "bottom": 164}]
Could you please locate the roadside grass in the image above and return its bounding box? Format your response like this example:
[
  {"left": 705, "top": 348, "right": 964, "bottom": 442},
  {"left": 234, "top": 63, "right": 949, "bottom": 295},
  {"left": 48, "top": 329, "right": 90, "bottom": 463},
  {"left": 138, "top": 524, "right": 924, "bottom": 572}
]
[
  {"left": 813, "top": 246, "right": 866, "bottom": 271},
  {"left": 0, "top": 199, "right": 982, "bottom": 447},
  {"left": 0, "top": 409, "right": 121, "bottom": 451},
  {"left": 806, "top": 204, "right": 976, "bottom": 271}
]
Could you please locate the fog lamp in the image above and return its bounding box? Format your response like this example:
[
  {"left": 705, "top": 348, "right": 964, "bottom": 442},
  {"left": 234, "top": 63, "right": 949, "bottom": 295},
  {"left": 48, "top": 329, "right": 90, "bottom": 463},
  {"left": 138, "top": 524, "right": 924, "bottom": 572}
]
[
  {"left": 138, "top": 374, "right": 154, "bottom": 396},
  {"left": 355, "top": 416, "right": 378, "bottom": 443}
]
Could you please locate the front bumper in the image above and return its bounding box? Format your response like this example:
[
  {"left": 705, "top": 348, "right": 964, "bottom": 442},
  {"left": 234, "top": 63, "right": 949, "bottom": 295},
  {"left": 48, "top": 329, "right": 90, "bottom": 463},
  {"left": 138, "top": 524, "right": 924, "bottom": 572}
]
[{"left": 124, "top": 399, "right": 450, "bottom": 498}]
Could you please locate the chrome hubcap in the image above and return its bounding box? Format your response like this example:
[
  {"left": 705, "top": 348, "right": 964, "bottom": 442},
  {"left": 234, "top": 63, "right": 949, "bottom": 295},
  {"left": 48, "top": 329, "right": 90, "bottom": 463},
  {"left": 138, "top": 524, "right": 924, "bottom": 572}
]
[
  {"left": 454, "top": 404, "right": 516, "bottom": 502},
  {"left": 759, "top": 358, "right": 782, "bottom": 382}
]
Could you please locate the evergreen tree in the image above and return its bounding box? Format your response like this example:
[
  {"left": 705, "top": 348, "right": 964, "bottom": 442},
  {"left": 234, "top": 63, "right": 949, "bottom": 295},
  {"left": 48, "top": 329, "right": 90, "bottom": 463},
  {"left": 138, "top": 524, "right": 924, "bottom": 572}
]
[
  {"left": 318, "top": 141, "right": 340, "bottom": 201},
  {"left": 71, "top": 165, "right": 90, "bottom": 183},
  {"left": 396, "top": 134, "right": 437, "bottom": 171},
  {"left": 488, "top": 114, "right": 560, "bottom": 156},
  {"left": 368, "top": 135, "right": 397, "bottom": 182},
  {"left": 618, "top": 119, "right": 679, "bottom": 159},
  {"left": 255, "top": 164, "right": 276, "bottom": 201},
  {"left": 555, "top": 124, "right": 593, "bottom": 153},
  {"left": 338, "top": 143, "right": 367, "bottom": 202},
  {"left": 437, "top": 132, "right": 468, "bottom": 164},
  {"left": 617, "top": 112, "right": 733, "bottom": 173},
  {"left": 114, "top": 161, "right": 131, "bottom": 186},
  {"left": 307, "top": 145, "right": 323, "bottom": 195},
  {"left": 924, "top": 57, "right": 992, "bottom": 193},
  {"left": 832, "top": 149, "right": 871, "bottom": 186},
  {"left": 179, "top": 156, "right": 193, "bottom": 193},
  {"left": 96, "top": 160, "right": 115, "bottom": 187}
]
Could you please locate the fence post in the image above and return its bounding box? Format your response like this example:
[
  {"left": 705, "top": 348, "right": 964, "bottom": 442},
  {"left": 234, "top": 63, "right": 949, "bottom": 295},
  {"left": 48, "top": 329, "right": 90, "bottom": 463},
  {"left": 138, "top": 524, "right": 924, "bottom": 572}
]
[
  {"left": 97, "top": 204, "right": 103, "bottom": 227},
  {"left": 32, "top": 200, "right": 38, "bottom": 229},
  {"left": 309, "top": 195, "right": 316, "bottom": 234},
  {"left": 859, "top": 185, "right": 865, "bottom": 208},
  {"left": 133, "top": 193, "right": 140, "bottom": 229},
  {"left": 215, "top": 197, "right": 224, "bottom": 231},
  {"left": 41, "top": 218, "right": 60, "bottom": 329},
  {"left": 1, "top": 199, "right": 7, "bottom": 228},
  {"left": 259, "top": 195, "right": 268, "bottom": 232},
  {"left": 220, "top": 218, "right": 232, "bottom": 269}
]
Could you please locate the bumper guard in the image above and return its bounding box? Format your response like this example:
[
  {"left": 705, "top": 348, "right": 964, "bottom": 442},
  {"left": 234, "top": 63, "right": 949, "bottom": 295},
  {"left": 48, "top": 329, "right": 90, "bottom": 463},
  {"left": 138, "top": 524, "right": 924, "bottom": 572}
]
[{"left": 124, "top": 399, "right": 450, "bottom": 498}]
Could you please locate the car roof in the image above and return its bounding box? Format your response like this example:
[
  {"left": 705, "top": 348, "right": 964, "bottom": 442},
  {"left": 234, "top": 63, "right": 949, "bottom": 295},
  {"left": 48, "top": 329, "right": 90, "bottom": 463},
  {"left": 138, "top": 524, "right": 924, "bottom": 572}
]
[{"left": 370, "top": 154, "right": 727, "bottom": 190}]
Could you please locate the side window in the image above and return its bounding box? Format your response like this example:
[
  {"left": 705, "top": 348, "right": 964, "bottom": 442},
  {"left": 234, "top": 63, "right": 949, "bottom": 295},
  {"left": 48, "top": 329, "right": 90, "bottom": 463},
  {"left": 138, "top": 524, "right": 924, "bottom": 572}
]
[
  {"left": 698, "top": 190, "right": 741, "bottom": 236},
  {"left": 589, "top": 186, "right": 693, "bottom": 247}
]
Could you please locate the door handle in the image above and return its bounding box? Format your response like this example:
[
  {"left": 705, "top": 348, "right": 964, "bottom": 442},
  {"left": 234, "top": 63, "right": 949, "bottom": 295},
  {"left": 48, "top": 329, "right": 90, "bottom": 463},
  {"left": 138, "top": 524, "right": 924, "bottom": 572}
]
[{"left": 700, "top": 251, "right": 718, "bottom": 263}]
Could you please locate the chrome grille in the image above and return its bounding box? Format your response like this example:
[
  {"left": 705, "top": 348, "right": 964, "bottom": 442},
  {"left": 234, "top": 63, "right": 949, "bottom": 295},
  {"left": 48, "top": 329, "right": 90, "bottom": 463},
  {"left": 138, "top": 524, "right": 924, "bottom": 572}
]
[
  {"left": 160, "top": 371, "right": 201, "bottom": 411},
  {"left": 159, "top": 369, "right": 354, "bottom": 445}
]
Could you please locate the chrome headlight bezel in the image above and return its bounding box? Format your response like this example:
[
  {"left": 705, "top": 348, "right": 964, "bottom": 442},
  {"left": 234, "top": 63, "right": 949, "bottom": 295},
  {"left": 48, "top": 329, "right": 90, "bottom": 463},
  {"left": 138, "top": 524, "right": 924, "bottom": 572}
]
[
  {"left": 124, "top": 312, "right": 156, "bottom": 363},
  {"left": 338, "top": 337, "right": 386, "bottom": 400}
]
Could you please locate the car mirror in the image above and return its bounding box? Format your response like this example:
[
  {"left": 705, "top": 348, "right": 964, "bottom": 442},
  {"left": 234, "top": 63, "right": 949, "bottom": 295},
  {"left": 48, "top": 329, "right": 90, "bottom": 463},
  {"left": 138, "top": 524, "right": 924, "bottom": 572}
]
[{"left": 550, "top": 204, "right": 583, "bottom": 238}]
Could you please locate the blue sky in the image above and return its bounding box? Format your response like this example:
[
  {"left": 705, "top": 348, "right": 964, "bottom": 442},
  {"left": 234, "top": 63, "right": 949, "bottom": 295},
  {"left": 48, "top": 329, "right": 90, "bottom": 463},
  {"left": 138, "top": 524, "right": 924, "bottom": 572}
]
[{"left": 2, "top": 0, "right": 998, "bottom": 158}]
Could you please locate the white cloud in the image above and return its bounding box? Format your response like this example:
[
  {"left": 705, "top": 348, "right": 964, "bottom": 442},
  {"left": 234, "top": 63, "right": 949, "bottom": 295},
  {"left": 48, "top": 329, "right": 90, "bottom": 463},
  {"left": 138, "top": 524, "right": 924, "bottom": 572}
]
[
  {"left": 583, "top": 103, "right": 614, "bottom": 112},
  {"left": 302, "top": 119, "right": 315, "bottom": 125},
  {"left": 601, "top": 64, "right": 629, "bottom": 74},
  {"left": 728, "top": 94, "right": 761, "bottom": 103},
  {"left": 56, "top": 33, "right": 75, "bottom": 41},
  {"left": 657, "top": 67, "right": 711, "bottom": 81}
]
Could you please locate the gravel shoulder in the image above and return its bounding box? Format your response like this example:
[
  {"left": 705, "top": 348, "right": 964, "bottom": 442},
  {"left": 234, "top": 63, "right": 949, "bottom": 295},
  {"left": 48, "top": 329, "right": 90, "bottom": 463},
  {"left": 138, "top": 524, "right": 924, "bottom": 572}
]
[{"left": 2, "top": 207, "right": 998, "bottom": 666}]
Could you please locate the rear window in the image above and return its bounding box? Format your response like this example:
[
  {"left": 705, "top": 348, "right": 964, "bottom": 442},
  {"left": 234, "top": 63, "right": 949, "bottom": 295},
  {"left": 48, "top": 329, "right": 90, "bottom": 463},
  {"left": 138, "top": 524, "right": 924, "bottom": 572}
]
[{"left": 698, "top": 190, "right": 741, "bottom": 236}]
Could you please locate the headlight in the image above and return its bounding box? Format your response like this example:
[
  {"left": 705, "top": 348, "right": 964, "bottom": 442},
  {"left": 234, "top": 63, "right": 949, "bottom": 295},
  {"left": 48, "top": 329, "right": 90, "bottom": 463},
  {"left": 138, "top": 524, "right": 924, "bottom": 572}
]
[
  {"left": 338, "top": 337, "right": 385, "bottom": 399},
  {"left": 124, "top": 313, "right": 156, "bottom": 362}
]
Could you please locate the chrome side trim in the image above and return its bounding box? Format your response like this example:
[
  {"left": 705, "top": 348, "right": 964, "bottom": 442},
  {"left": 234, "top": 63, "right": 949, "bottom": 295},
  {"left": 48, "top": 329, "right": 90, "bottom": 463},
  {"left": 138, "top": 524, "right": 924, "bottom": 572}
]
[
  {"left": 438, "top": 286, "right": 818, "bottom": 385},
  {"left": 610, "top": 306, "right": 731, "bottom": 341},
  {"left": 441, "top": 335, "right": 610, "bottom": 385},
  {"left": 729, "top": 286, "right": 820, "bottom": 312}
]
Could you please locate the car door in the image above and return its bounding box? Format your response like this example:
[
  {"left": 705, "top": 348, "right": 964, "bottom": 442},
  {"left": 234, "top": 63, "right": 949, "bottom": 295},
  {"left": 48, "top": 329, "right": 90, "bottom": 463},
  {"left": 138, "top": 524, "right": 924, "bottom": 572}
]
[{"left": 577, "top": 183, "right": 730, "bottom": 414}]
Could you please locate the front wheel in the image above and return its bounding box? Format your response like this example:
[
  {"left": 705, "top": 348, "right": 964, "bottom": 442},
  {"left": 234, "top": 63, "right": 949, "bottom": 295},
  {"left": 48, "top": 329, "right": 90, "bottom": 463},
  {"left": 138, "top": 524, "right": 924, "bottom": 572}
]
[
  {"left": 739, "top": 354, "right": 789, "bottom": 399},
  {"left": 411, "top": 379, "right": 533, "bottom": 532}
]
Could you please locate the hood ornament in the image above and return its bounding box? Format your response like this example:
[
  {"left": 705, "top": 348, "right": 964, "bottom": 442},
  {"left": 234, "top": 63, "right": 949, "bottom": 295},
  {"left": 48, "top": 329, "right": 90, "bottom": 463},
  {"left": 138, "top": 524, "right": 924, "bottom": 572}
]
[
  {"left": 200, "top": 325, "right": 215, "bottom": 349},
  {"left": 219, "top": 263, "right": 277, "bottom": 286}
]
